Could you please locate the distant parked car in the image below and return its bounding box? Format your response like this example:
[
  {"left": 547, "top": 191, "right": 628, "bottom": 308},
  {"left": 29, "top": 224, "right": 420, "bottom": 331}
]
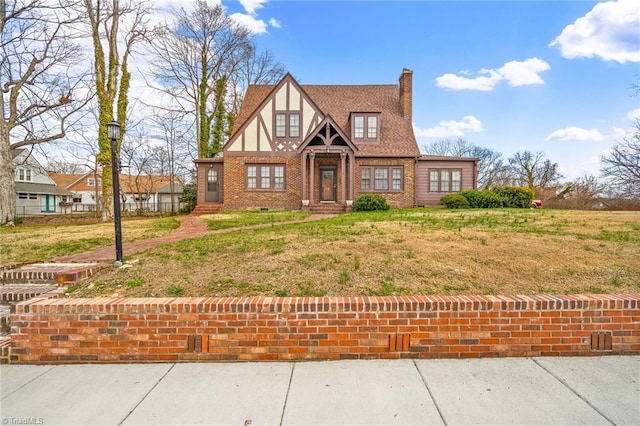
[{"left": 532, "top": 199, "right": 543, "bottom": 208}]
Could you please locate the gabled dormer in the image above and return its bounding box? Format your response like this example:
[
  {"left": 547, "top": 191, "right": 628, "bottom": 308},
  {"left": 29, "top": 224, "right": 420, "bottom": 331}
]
[{"left": 349, "top": 112, "right": 381, "bottom": 143}]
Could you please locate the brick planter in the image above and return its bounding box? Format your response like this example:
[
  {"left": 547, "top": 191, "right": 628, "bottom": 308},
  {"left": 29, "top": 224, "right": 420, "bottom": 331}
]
[{"left": 10, "top": 294, "right": 640, "bottom": 364}]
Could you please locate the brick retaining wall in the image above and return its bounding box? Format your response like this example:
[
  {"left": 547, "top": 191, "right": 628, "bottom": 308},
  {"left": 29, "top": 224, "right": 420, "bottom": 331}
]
[{"left": 10, "top": 294, "right": 640, "bottom": 364}]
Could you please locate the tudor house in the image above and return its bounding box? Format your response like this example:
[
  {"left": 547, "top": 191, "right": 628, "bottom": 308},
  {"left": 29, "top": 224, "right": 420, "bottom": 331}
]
[{"left": 194, "top": 69, "right": 478, "bottom": 213}]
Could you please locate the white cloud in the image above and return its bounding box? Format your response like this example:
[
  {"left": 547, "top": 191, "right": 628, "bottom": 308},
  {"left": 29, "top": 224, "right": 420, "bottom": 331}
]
[
  {"left": 268, "top": 18, "right": 281, "bottom": 29},
  {"left": 229, "top": 13, "right": 268, "bottom": 34},
  {"left": 435, "top": 58, "right": 550, "bottom": 91},
  {"left": 545, "top": 127, "right": 607, "bottom": 142},
  {"left": 498, "top": 58, "right": 550, "bottom": 87},
  {"left": 550, "top": 0, "right": 640, "bottom": 63},
  {"left": 413, "top": 116, "right": 485, "bottom": 138},
  {"left": 612, "top": 126, "right": 630, "bottom": 138},
  {"left": 627, "top": 108, "right": 640, "bottom": 121},
  {"left": 239, "top": 0, "right": 268, "bottom": 16}
]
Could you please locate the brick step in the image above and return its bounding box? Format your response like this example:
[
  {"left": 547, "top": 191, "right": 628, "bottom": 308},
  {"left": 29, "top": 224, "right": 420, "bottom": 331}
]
[
  {"left": 192, "top": 203, "right": 224, "bottom": 215},
  {"left": 308, "top": 204, "right": 348, "bottom": 214},
  {"left": 0, "top": 284, "right": 63, "bottom": 364},
  {"left": 0, "top": 263, "right": 103, "bottom": 285},
  {"left": 0, "top": 284, "right": 58, "bottom": 303}
]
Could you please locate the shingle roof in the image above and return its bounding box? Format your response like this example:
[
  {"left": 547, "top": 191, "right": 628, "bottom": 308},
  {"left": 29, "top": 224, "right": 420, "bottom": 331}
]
[
  {"left": 49, "top": 172, "right": 87, "bottom": 189},
  {"left": 15, "top": 182, "right": 74, "bottom": 196},
  {"left": 234, "top": 82, "right": 419, "bottom": 157}
]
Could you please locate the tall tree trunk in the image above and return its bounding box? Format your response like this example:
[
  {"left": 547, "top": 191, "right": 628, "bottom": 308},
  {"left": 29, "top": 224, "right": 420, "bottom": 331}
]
[{"left": 0, "top": 123, "right": 16, "bottom": 226}]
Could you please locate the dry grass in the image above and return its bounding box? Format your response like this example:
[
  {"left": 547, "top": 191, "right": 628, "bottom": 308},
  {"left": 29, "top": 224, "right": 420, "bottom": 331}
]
[
  {"left": 67, "top": 209, "right": 640, "bottom": 298},
  {"left": 1, "top": 216, "right": 180, "bottom": 264}
]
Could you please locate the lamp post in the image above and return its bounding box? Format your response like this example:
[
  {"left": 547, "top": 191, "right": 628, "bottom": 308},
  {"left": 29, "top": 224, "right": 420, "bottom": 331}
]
[{"left": 107, "top": 121, "right": 123, "bottom": 265}]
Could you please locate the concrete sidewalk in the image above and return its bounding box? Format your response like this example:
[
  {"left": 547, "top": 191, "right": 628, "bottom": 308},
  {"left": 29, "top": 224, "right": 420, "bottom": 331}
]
[{"left": 1, "top": 356, "right": 638, "bottom": 425}]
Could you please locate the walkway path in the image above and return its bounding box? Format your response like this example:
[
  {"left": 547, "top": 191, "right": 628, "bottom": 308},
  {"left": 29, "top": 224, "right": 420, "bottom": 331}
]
[{"left": 53, "top": 213, "right": 334, "bottom": 263}]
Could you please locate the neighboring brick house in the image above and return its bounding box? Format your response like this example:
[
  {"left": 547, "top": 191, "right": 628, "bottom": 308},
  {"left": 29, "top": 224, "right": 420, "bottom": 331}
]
[{"left": 194, "top": 69, "right": 478, "bottom": 213}]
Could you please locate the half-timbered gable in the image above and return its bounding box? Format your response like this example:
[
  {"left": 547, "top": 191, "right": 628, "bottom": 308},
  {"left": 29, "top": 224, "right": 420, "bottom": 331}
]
[
  {"left": 224, "top": 74, "right": 324, "bottom": 155},
  {"left": 194, "top": 68, "right": 478, "bottom": 214}
]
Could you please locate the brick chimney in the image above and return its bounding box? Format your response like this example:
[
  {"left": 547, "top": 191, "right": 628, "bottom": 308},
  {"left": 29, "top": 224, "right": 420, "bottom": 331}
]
[{"left": 399, "top": 68, "right": 413, "bottom": 121}]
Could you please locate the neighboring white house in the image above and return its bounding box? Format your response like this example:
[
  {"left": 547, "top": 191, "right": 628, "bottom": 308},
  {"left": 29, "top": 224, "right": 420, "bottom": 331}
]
[
  {"left": 50, "top": 171, "right": 184, "bottom": 213},
  {"left": 12, "top": 149, "right": 74, "bottom": 216}
]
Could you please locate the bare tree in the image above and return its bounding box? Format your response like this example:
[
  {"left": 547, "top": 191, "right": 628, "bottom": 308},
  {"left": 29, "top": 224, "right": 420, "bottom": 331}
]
[
  {"left": 46, "top": 160, "right": 88, "bottom": 174},
  {"left": 119, "top": 126, "right": 158, "bottom": 214},
  {"left": 601, "top": 119, "right": 640, "bottom": 200},
  {"left": 82, "top": 0, "right": 153, "bottom": 220},
  {"left": 423, "top": 138, "right": 508, "bottom": 189},
  {"left": 0, "top": 0, "right": 92, "bottom": 225},
  {"left": 149, "top": 109, "right": 192, "bottom": 214},
  {"left": 507, "top": 150, "right": 562, "bottom": 191},
  {"left": 150, "top": 0, "right": 284, "bottom": 158},
  {"left": 566, "top": 175, "right": 604, "bottom": 209}
]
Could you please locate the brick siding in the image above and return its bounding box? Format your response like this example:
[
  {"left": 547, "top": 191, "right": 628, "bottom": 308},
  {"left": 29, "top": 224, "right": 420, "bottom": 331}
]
[
  {"left": 355, "top": 158, "right": 415, "bottom": 208},
  {"left": 10, "top": 294, "right": 639, "bottom": 364},
  {"left": 223, "top": 156, "right": 302, "bottom": 210}
]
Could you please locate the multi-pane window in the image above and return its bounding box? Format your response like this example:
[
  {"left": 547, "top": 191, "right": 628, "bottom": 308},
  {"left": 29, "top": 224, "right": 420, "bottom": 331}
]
[
  {"left": 354, "top": 116, "right": 364, "bottom": 138},
  {"left": 361, "top": 168, "right": 370, "bottom": 190},
  {"left": 274, "top": 166, "right": 285, "bottom": 189},
  {"left": 367, "top": 116, "right": 378, "bottom": 138},
  {"left": 452, "top": 170, "right": 461, "bottom": 191},
  {"left": 289, "top": 114, "right": 300, "bottom": 137},
  {"left": 247, "top": 166, "right": 257, "bottom": 189},
  {"left": 392, "top": 168, "right": 402, "bottom": 190},
  {"left": 246, "top": 165, "right": 285, "bottom": 190},
  {"left": 275, "top": 112, "right": 301, "bottom": 138},
  {"left": 429, "top": 169, "right": 462, "bottom": 192},
  {"left": 374, "top": 168, "right": 388, "bottom": 190},
  {"left": 275, "top": 114, "right": 286, "bottom": 137},
  {"left": 360, "top": 166, "right": 403, "bottom": 192},
  {"left": 352, "top": 114, "right": 379, "bottom": 141},
  {"left": 17, "top": 168, "right": 31, "bottom": 182},
  {"left": 261, "top": 166, "right": 271, "bottom": 188}
]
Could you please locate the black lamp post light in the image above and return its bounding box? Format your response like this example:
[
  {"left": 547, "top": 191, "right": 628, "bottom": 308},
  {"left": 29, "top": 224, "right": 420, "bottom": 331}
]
[{"left": 107, "top": 121, "right": 123, "bottom": 265}]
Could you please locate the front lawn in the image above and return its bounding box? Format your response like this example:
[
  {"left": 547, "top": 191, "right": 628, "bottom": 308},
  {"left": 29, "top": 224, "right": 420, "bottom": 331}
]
[
  {"left": 67, "top": 208, "right": 640, "bottom": 297},
  {"left": 1, "top": 216, "right": 181, "bottom": 264}
]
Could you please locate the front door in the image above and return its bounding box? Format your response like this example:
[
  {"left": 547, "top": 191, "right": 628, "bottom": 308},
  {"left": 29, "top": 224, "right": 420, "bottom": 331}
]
[
  {"left": 319, "top": 167, "right": 336, "bottom": 202},
  {"left": 205, "top": 167, "right": 220, "bottom": 202},
  {"left": 41, "top": 194, "right": 56, "bottom": 213}
]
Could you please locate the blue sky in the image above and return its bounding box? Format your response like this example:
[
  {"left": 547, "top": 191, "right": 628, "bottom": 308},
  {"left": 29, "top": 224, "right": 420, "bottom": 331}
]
[{"left": 219, "top": 0, "right": 640, "bottom": 180}]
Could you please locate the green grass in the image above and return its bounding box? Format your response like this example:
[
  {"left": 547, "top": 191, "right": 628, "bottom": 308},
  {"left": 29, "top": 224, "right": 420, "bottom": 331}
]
[
  {"left": 27, "top": 237, "right": 113, "bottom": 261},
  {"left": 54, "top": 208, "right": 640, "bottom": 298},
  {"left": 204, "top": 210, "right": 310, "bottom": 230}
]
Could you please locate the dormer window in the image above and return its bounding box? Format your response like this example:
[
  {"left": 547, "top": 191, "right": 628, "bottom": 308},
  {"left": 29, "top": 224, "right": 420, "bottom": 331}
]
[
  {"left": 351, "top": 113, "right": 380, "bottom": 142},
  {"left": 88, "top": 177, "right": 102, "bottom": 187},
  {"left": 275, "top": 112, "right": 301, "bottom": 138},
  {"left": 17, "top": 168, "right": 32, "bottom": 182}
]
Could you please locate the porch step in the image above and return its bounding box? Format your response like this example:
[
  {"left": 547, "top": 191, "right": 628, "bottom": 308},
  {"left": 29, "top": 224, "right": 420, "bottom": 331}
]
[
  {"left": 192, "top": 203, "right": 224, "bottom": 215},
  {"left": 308, "top": 203, "right": 349, "bottom": 214}
]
